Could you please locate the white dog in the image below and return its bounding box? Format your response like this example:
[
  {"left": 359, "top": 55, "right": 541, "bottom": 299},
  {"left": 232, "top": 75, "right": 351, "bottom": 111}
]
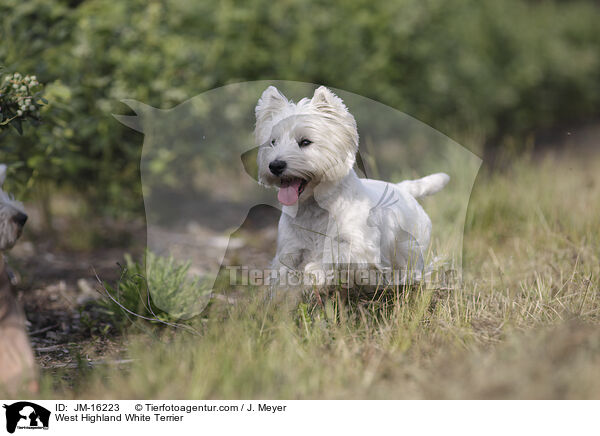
[
  {"left": 0, "top": 165, "right": 28, "bottom": 251},
  {"left": 255, "top": 86, "right": 449, "bottom": 287},
  {"left": 0, "top": 164, "right": 36, "bottom": 393}
]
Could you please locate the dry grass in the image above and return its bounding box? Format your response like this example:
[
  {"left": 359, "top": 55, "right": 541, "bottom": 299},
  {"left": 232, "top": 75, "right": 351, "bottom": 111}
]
[{"left": 36, "top": 150, "right": 600, "bottom": 399}]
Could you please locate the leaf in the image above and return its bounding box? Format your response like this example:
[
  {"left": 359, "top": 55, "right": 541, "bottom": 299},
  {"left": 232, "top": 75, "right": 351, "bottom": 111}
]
[{"left": 12, "top": 118, "right": 23, "bottom": 135}]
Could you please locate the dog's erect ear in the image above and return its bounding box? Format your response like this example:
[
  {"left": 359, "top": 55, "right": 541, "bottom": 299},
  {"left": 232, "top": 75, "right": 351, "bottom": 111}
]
[
  {"left": 0, "top": 164, "right": 6, "bottom": 187},
  {"left": 311, "top": 86, "right": 348, "bottom": 113},
  {"left": 255, "top": 86, "right": 289, "bottom": 145},
  {"left": 255, "top": 86, "right": 289, "bottom": 122}
]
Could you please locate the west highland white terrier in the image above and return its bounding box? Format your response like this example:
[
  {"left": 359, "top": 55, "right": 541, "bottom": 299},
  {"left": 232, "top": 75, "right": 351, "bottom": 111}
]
[
  {"left": 255, "top": 86, "right": 449, "bottom": 288},
  {"left": 0, "top": 164, "right": 36, "bottom": 393}
]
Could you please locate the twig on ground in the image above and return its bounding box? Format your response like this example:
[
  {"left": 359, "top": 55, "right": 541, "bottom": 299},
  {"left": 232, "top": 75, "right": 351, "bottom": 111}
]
[
  {"left": 28, "top": 324, "right": 59, "bottom": 336},
  {"left": 42, "top": 359, "right": 134, "bottom": 369},
  {"left": 35, "top": 344, "right": 68, "bottom": 353}
]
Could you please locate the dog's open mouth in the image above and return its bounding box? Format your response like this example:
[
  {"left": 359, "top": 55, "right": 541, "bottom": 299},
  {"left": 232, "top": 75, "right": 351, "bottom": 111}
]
[{"left": 278, "top": 177, "right": 308, "bottom": 206}]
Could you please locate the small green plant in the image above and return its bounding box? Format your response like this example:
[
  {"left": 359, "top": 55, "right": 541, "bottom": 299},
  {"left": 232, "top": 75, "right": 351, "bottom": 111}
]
[{"left": 98, "top": 251, "right": 210, "bottom": 332}]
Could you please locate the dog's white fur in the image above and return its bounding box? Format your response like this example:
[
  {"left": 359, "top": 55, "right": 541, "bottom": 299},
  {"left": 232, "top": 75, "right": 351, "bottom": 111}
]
[
  {"left": 0, "top": 165, "right": 26, "bottom": 251},
  {"left": 255, "top": 86, "right": 449, "bottom": 284}
]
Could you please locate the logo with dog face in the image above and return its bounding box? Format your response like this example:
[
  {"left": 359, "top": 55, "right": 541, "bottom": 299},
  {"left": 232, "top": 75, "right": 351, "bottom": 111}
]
[
  {"left": 115, "top": 81, "right": 481, "bottom": 316},
  {"left": 2, "top": 402, "right": 50, "bottom": 433}
]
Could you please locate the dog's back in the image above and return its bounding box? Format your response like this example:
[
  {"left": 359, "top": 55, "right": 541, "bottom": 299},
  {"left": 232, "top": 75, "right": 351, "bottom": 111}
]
[{"left": 361, "top": 177, "right": 435, "bottom": 248}]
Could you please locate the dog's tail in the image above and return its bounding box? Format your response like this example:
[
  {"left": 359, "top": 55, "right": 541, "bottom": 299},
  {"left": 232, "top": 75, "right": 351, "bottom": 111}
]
[{"left": 397, "top": 173, "right": 450, "bottom": 199}]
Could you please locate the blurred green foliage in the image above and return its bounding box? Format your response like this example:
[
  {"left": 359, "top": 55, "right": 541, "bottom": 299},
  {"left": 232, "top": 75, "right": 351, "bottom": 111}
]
[{"left": 1, "top": 0, "right": 599, "bottom": 211}]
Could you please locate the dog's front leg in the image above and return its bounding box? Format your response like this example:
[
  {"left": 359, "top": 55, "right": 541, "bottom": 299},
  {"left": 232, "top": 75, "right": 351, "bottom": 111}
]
[
  {"left": 303, "top": 237, "right": 373, "bottom": 288},
  {"left": 327, "top": 237, "right": 375, "bottom": 268},
  {"left": 269, "top": 217, "right": 308, "bottom": 288}
]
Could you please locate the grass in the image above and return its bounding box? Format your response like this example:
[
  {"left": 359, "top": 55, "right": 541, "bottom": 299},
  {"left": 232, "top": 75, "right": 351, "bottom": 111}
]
[
  {"left": 98, "top": 252, "right": 212, "bottom": 326},
  {"left": 38, "top": 149, "right": 600, "bottom": 399}
]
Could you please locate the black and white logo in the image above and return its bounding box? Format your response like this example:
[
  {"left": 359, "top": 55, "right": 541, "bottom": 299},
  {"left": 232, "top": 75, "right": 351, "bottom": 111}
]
[{"left": 3, "top": 402, "right": 50, "bottom": 434}]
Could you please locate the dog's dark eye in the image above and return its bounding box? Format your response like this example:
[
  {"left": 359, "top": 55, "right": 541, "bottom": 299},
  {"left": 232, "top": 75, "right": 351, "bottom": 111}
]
[
  {"left": 298, "top": 138, "right": 312, "bottom": 147},
  {"left": 270, "top": 139, "right": 276, "bottom": 146}
]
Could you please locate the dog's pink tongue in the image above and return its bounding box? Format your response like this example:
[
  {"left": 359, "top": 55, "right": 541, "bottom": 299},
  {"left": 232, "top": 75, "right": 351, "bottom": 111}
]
[{"left": 278, "top": 179, "right": 302, "bottom": 206}]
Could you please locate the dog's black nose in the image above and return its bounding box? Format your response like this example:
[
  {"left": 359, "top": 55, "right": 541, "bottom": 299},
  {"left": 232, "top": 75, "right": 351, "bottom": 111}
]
[
  {"left": 269, "top": 160, "right": 287, "bottom": 176},
  {"left": 12, "top": 212, "right": 28, "bottom": 227}
]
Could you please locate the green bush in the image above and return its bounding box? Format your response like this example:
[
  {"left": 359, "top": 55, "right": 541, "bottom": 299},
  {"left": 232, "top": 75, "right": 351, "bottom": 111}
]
[{"left": 1, "top": 0, "right": 599, "bottom": 211}]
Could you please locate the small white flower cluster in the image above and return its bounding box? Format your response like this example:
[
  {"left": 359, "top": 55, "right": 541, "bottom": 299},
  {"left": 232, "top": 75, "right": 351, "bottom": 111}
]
[
  {"left": 3, "top": 72, "right": 39, "bottom": 88},
  {"left": 1, "top": 72, "right": 41, "bottom": 118},
  {"left": 16, "top": 97, "right": 37, "bottom": 117}
]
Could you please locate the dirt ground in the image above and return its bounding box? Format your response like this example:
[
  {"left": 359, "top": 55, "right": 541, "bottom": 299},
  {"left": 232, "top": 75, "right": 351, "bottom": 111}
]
[
  {"left": 9, "top": 226, "right": 141, "bottom": 374},
  {"left": 8, "top": 204, "right": 279, "bottom": 380}
]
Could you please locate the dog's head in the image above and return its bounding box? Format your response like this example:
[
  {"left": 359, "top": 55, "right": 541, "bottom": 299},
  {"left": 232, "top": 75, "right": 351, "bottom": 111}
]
[
  {"left": 255, "top": 86, "right": 359, "bottom": 206},
  {"left": 0, "top": 165, "right": 27, "bottom": 251}
]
